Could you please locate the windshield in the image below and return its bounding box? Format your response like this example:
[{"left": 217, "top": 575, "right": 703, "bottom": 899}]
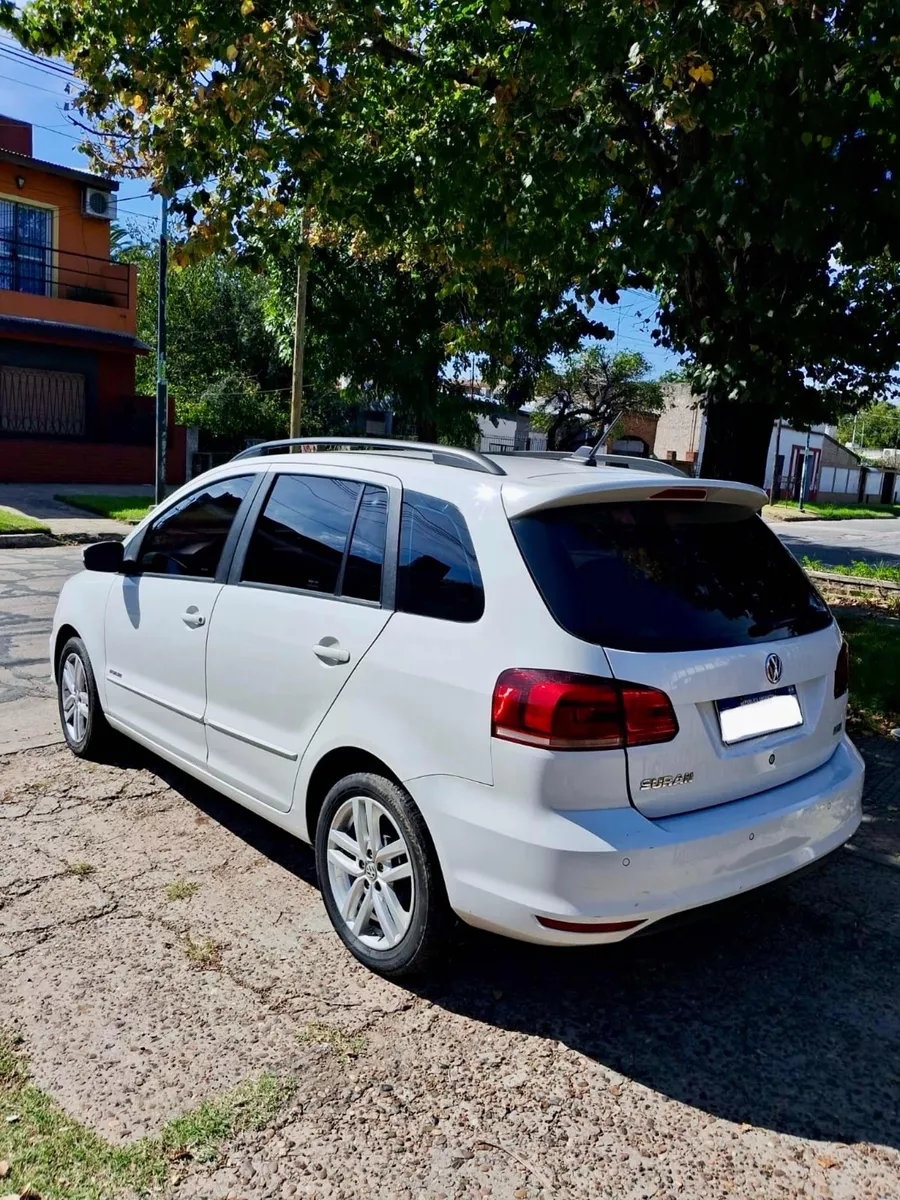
[{"left": 512, "top": 501, "right": 832, "bottom": 653}]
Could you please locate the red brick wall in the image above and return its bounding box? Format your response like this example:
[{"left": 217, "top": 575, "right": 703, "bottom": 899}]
[
  {"left": 606, "top": 412, "right": 660, "bottom": 450},
  {"left": 0, "top": 422, "right": 186, "bottom": 485},
  {"left": 95, "top": 353, "right": 138, "bottom": 417}
]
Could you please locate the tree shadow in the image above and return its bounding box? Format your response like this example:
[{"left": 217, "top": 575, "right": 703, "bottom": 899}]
[{"left": 102, "top": 738, "right": 899, "bottom": 1150}]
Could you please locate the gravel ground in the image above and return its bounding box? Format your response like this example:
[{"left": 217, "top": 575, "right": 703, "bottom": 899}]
[{"left": 1, "top": 739, "right": 898, "bottom": 1200}]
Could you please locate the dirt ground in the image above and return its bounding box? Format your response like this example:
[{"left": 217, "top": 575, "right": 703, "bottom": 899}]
[{"left": 1, "top": 738, "right": 899, "bottom": 1200}]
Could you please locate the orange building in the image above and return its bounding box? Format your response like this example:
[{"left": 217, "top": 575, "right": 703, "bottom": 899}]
[{"left": 0, "top": 116, "right": 184, "bottom": 483}]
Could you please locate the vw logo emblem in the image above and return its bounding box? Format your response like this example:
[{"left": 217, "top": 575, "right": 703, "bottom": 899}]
[{"left": 765, "top": 653, "right": 783, "bottom": 685}]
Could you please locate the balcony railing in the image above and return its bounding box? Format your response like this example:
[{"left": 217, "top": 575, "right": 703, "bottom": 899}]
[{"left": 0, "top": 238, "right": 131, "bottom": 309}]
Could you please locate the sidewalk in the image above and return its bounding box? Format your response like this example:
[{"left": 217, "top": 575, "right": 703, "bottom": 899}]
[{"left": 0, "top": 482, "right": 151, "bottom": 541}]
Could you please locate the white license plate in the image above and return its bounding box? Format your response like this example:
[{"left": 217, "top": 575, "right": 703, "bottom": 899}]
[{"left": 716, "top": 686, "right": 803, "bottom": 746}]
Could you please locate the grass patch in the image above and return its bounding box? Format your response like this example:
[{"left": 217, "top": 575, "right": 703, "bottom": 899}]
[
  {"left": 183, "top": 935, "right": 222, "bottom": 969},
  {"left": 64, "top": 862, "right": 96, "bottom": 881},
  {"left": 802, "top": 556, "right": 900, "bottom": 584},
  {"left": 54, "top": 494, "right": 153, "bottom": 523},
  {"left": 0, "top": 508, "right": 50, "bottom": 534},
  {"left": 773, "top": 499, "right": 900, "bottom": 520},
  {"left": 840, "top": 615, "right": 900, "bottom": 735},
  {"left": 0, "top": 1032, "right": 294, "bottom": 1200},
  {"left": 165, "top": 881, "right": 200, "bottom": 902},
  {"left": 297, "top": 1021, "right": 366, "bottom": 1063}
]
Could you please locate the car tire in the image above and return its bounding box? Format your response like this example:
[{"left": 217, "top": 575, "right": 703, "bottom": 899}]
[
  {"left": 315, "top": 771, "right": 453, "bottom": 978},
  {"left": 57, "top": 636, "right": 111, "bottom": 759}
]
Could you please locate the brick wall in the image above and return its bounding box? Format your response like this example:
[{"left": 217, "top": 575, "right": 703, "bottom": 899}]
[
  {"left": 606, "top": 411, "right": 660, "bottom": 452},
  {"left": 0, "top": 423, "right": 186, "bottom": 485}
]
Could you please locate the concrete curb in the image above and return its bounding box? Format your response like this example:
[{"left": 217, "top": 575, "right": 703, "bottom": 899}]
[
  {"left": 807, "top": 569, "right": 900, "bottom": 594},
  {"left": 57, "top": 531, "right": 127, "bottom": 545},
  {"left": 0, "top": 532, "right": 57, "bottom": 548},
  {"left": 0, "top": 530, "right": 126, "bottom": 549}
]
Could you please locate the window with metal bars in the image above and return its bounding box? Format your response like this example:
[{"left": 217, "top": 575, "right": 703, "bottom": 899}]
[
  {"left": 0, "top": 200, "right": 52, "bottom": 296},
  {"left": 0, "top": 366, "right": 86, "bottom": 437}
]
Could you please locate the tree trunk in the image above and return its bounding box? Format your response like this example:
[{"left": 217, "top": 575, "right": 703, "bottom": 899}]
[{"left": 700, "top": 399, "right": 775, "bottom": 486}]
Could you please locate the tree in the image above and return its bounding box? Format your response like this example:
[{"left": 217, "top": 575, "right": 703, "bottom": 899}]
[
  {"left": 533, "top": 348, "right": 663, "bottom": 451},
  {"left": 836, "top": 400, "right": 900, "bottom": 450},
  {"left": 124, "top": 239, "right": 291, "bottom": 440},
  {"left": 261, "top": 239, "right": 487, "bottom": 444},
  {"left": 10, "top": 1, "right": 900, "bottom": 483}
]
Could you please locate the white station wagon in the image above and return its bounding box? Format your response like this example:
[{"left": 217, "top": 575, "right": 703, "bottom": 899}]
[{"left": 51, "top": 439, "right": 864, "bottom": 975}]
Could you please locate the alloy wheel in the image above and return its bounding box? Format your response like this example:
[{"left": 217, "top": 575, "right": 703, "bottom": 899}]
[
  {"left": 61, "top": 652, "right": 90, "bottom": 745},
  {"left": 325, "top": 796, "right": 415, "bottom": 949}
]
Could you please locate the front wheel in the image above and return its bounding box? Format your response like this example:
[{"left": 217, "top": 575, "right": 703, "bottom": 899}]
[
  {"left": 57, "top": 636, "right": 110, "bottom": 758},
  {"left": 315, "top": 772, "right": 452, "bottom": 977}
]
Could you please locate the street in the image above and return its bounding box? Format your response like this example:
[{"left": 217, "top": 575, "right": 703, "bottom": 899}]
[
  {"left": 776, "top": 516, "right": 900, "bottom": 569},
  {"left": 0, "top": 544, "right": 82, "bottom": 754}
]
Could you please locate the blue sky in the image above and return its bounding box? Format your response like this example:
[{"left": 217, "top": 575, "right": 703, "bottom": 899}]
[{"left": 0, "top": 32, "right": 682, "bottom": 377}]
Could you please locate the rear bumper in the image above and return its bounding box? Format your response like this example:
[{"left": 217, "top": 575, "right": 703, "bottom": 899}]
[{"left": 408, "top": 736, "right": 864, "bottom": 946}]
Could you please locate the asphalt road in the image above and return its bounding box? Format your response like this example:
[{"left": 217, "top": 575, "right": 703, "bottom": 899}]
[
  {"left": 776, "top": 516, "right": 900, "bottom": 569},
  {"left": 0, "top": 544, "right": 82, "bottom": 754},
  {"left": 1, "top": 518, "right": 898, "bottom": 755}
]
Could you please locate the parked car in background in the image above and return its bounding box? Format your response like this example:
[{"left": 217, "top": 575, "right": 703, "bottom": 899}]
[{"left": 51, "top": 439, "right": 863, "bottom": 975}]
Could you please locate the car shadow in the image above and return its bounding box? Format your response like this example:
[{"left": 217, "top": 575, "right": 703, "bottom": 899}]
[
  {"left": 102, "top": 739, "right": 319, "bottom": 888},
  {"left": 413, "top": 855, "right": 900, "bottom": 1151},
  {"left": 102, "top": 740, "right": 899, "bottom": 1151}
]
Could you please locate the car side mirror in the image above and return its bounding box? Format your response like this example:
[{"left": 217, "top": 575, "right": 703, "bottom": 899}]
[{"left": 83, "top": 539, "right": 125, "bottom": 573}]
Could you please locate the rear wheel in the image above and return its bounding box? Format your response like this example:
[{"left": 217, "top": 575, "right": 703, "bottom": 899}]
[
  {"left": 315, "top": 772, "right": 452, "bottom": 977},
  {"left": 57, "top": 636, "right": 110, "bottom": 759}
]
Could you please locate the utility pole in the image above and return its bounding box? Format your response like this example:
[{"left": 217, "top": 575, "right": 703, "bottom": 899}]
[
  {"left": 771, "top": 419, "right": 782, "bottom": 503},
  {"left": 155, "top": 194, "right": 168, "bottom": 507},
  {"left": 289, "top": 216, "right": 310, "bottom": 442},
  {"left": 798, "top": 427, "right": 812, "bottom": 512}
]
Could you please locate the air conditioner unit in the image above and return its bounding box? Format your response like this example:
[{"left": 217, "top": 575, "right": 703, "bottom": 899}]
[{"left": 82, "top": 187, "right": 117, "bottom": 220}]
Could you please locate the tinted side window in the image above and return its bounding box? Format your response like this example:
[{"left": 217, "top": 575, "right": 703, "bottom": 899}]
[
  {"left": 242, "top": 474, "right": 361, "bottom": 594},
  {"left": 341, "top": 485, "right": 388, "bottom": 602},
  {"left": 397, "top": 490, "right": 484, "bottom": 622},
  {"left": 138, "top": 475, "right": 253, "bottom": 578}
]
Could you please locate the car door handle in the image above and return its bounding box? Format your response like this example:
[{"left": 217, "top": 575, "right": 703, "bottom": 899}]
[
  {"left": 181, "top": 607, "right": 206, "bottom": 628},
  {"left": 313, "top": 641, "right": 350, "bottom": 665}
]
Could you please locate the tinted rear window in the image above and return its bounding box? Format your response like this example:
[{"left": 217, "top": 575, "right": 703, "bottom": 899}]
[{"left": 512, "top": 501, "right": 831, "bottom": 653}]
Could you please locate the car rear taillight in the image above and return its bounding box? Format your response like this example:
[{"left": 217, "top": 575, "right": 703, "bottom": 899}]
[
  {"left": 491, "top": 669, "right": 678, "bottom": 751},
  {"left": 834, "top": 640, "right": 849, "bottom": 698}
]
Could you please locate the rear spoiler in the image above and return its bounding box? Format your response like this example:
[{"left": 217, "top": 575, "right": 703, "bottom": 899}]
[{"left": 501, "top": 476, "right": 767, "bottom": 519}]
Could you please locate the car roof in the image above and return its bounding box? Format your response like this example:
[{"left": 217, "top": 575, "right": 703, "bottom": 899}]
[{"left": 202, "top": 447, "right": 767, "bottom": 514}]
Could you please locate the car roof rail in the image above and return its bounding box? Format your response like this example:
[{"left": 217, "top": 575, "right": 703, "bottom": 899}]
[
  {"left": 230, "top": 437, "right": 506, "bottom": 476},
  {"left": 490, "top": 448, "right": 687, "bottom": 477}
]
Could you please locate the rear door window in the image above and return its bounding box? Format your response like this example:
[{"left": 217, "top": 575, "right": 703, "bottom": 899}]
[
  {"left": 512, "top": 501, "right": 831, "bottom": 652},
  {"left": 242, "top": 474, "right": 361, "bottom": 594},
  {"left": 397, "top": 490, "right": 484, "bottom": 622},
  {"left": 341, "top": 484, "right": 389, "bottom": 603}
]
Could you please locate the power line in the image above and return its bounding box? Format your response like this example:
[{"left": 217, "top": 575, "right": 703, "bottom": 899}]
[
  {"left": 0, "top": 43, "right": 73, "bottom": 79},
  {"left": 0, "top": 38, "right": 74, "bottom": 78},
  {"left": 0, "top": 68, "right": 77, "bottom": 98}
]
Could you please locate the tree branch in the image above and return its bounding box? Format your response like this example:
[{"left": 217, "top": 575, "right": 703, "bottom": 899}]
[
  {"left": 365, "top": 31, "right": 499, "bottom": 92},
  {"left": 604, "top": 77, "right": 675, "bottom": 193}
]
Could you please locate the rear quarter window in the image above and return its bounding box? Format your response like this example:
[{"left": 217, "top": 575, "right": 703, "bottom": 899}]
[
  {"left": 397, "top": 490, "right": 484, "bottom": 622},
  {"left": 512, "top": 501, "right": 831, "bottom": 652}
]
